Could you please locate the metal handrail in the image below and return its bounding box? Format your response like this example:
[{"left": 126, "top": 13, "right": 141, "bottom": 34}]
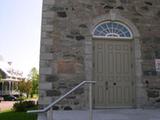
[{"left": 27, "top": 81, "right": 96, "bottom": 114}]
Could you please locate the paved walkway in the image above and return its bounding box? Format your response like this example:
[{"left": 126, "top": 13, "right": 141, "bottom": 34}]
[
  {"left": 52, "top": 109, "right": 160, "bottom": 120},
  {"left": 0, "top": 101, "right": 15, "bottom": 112}
]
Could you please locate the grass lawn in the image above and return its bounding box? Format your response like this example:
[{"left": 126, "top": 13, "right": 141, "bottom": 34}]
[{"left": 0, "top": 111, "right": 37, "bottom": 120}]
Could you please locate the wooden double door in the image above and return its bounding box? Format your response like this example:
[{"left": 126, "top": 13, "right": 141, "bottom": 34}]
[{"left": 93, "top": 39, "right": 135, "bottom": 108}]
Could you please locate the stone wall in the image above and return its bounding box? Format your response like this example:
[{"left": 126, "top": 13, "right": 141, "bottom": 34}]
[{"left": 39, "top": 0, "right": 160, "bottom": 109}]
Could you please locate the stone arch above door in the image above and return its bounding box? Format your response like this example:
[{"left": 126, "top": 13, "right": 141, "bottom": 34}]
[
  {"left": 90, "top": 10, "right": 140, "bottom": 39},
  {"left": 84, "top": 10, "right": 148, "bottom": 107}
]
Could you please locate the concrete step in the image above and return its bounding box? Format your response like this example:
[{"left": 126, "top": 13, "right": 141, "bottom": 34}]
[{"left": 51, "top": 109, "right": 160, "bottom": 120}]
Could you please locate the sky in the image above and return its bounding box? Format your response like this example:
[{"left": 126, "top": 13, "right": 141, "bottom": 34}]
[{"left": 0, "top": 0, "right": 43, "bottom": 76}]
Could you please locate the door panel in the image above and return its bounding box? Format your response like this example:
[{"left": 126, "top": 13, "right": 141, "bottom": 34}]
[{"left": 93, "top": 39, "right": 134, "bottom": 107}]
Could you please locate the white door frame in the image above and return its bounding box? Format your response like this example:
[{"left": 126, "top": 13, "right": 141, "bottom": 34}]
[{"left": 84, "top": 10, "right": 148, "bottom": 108}]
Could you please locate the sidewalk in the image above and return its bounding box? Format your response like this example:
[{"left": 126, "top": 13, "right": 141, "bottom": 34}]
[{"left": 0, "top": 101, "right": 15, "bottom": 112}]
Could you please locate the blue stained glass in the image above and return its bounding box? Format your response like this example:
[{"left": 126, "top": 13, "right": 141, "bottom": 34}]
[
  {"left": 112, "top": 28, "right": 116, "bottom": 33},
  {"left": 117, "top": 31, "right": 123, "bottom": 35},
  {"left": 97, "top": 26, "right": 103, "bottom": 31},
  {"left": 105, "top": 28, "right": 110, "bottom": 33},
  {"left": 94, "top": 22, "right": 132, "bottom": 38},
  {"left": 114, "top": 29, "right": 119, "bottom": 34},
  {"left": 102, "top": 24, "right": 107, "bottom": 29},
  {"left": 125, "top": 32, "right": 131, "bottom": 37},
  {"left": 99, "top": 32, "right": 106, "bottom": 36},
  {"left": 121, "top": 26, "right": 128, "bottom": 33},
  {"left": 120, "top": 34, "right": 125, "bottom": 37},
  {"left": 102, "top": 30, "right": 108, "bottom": 34},
  {"left": 112, "top": 23, "right": 117, "bottom": 28},
  {"left": 94, "top": 30, "right": 100, "bottom": 36},
  {"left": 108, "top": 34, "right": 113, "bottom": 37},
  {"left": 107, "top": 22, "right": 112, "bottom": 29},
  {"left": 117, "top": 24, "right": 123, "bottom": 30}
]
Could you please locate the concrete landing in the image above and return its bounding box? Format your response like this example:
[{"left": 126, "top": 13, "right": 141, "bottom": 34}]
[{"left": 53, "top": 109, "right": 160, "bottom": 120}]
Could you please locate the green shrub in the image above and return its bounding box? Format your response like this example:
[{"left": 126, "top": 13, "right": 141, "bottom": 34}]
[
  {"left": 13, "top": 101, "right": 37, "bottom": 112},
  {"left": 16, "top": 97, "right": 25, "bottom": 101}
]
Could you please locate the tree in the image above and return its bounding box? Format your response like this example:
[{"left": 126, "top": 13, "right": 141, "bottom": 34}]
[
  {"left": 0, "top": 72, "right": 2, "bottom": 93},
  {"left": 18, "top": 80, "right": 32, "bottom": 98},
  {"left": 0, "top": 73, "right": 2, "bottom": 81},
  {"left": 25, "top": 80, "right": 33, "bottom": 98},
  {"left": 28, "top": 67, "right": 39, "bottom": 97}
]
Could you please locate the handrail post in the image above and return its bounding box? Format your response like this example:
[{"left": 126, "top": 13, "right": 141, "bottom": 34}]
[
  {"left": 89, "top": 82, "right": 93, "bottom": 120},
  {"left": 38, "top": 112, "right": 47, "bottom": 120},
  {"left": 47, "top": 108, "right": 53, "bottom": 120}
]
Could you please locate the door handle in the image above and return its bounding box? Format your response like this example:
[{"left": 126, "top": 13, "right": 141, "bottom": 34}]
[{"left": 105, "top": 81, "right": 108, "bottom": 90}]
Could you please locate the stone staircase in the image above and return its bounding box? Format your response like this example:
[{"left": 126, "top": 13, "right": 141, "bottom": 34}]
[
  {"left": 50, "top": 109, "right": 160, "bottom": 120},
  {"left": 28, "top": 81, "right": 160, "bottom": 120}
]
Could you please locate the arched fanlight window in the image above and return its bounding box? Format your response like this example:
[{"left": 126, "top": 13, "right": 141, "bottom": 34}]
[{"left": 93, "top": 21, "right": 133, "bottom": 39}]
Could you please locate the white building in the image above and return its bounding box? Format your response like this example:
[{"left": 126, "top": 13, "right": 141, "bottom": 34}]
[{"left": 0, "top": 55, "right": 25, "bottom": 96}]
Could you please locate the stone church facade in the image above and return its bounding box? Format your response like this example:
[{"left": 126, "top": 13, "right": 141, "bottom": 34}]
[{"left": 39, "top": 0, "right": 160, "bottom": 109}]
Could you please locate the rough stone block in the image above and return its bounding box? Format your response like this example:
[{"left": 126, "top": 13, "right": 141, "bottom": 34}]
[
  {"left": 42, "top": 39, "right": 53, "bottom": 45},
  {"left": 40, "top": 67, "right": 52, "bottom": 75},
  {"left": 46, "top": 90, "right": 61, "bottom": 96},
  {"left": 42, "top": 25, "right": 54, "bottom": 32},
  {"left": 43, "top": 0, "right": 55, "bottom": 5},
  {"left": 46, "top": 75, "right": 59, "bottom": 82},
  {"left": 39, "top": 82, "right": 52, "bottom": 90},
  {"left": 85, "top": 44, "right": 92, "bottom": 54},
  {"left": 38, "top": 97, "right": 53, "bottom": 105},
  {"left": 75, "top": 35, "right": 85, "bottom": 41},
  {"left": 73, "top": 88, "right": 84, "bottom": 95},
  {"left": 57, "top": 11, "right": 67, "bottom": 18},
  {"left": 40, "top": 53, "right": 53, "bottom": 60},
  {"left": 147, "top": 89, "right": 159, "bottom": 98},
  {"left": 57, "top": 59, "right": 76, "bottom": 74},
  {"left": 43, "top": 11, "right": 55, "bottom": 18}
]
